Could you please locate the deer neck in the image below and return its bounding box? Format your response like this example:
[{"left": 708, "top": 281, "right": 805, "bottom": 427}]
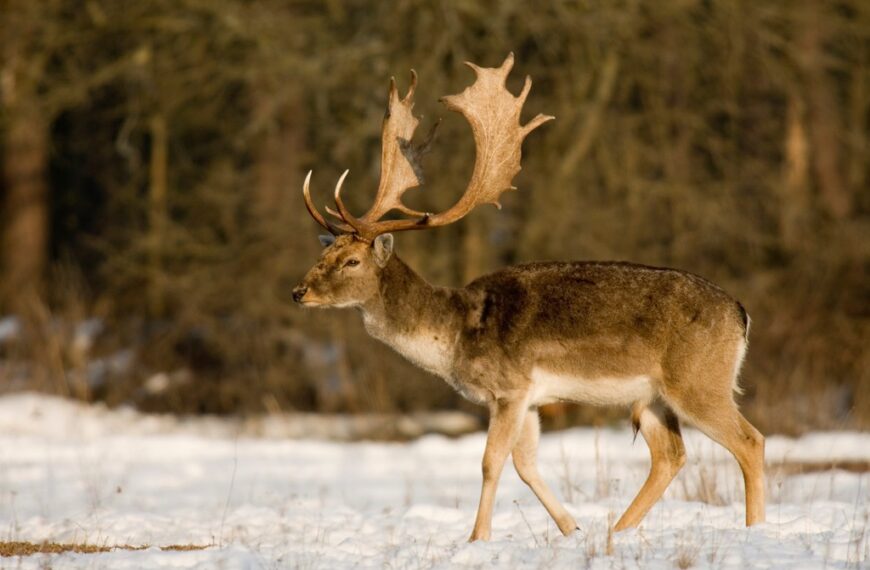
[{"left": 359, "top": 255, "right": 462, "bottom": 379}]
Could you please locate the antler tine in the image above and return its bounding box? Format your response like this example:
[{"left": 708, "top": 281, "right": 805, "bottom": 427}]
[
  {"left": 405, "top": 69, "right": 417, "bottom": 101},
  {"left": 358, "top": 70, "right": 431, "bottom": 225},
  {"left": 332, "top": 169, "right": 363, "bottom": 236},
  {"left": 302, "top": 171, "right": 353, "bottom": 235}
]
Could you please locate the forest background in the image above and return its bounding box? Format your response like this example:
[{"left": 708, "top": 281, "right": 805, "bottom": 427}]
[{"left": 1, "top": 0, "right": 867, "bottom": 435}]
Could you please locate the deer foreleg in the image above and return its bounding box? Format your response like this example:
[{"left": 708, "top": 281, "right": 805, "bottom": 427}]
[
  {"left": 469, "top": 396, "right": 528, "bottom": 541},
  {"left": 512, "top": 408, "right": 578, "bottom": 536}
]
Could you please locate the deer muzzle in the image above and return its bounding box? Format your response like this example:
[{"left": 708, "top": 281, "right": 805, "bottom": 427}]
[{"left": 292, "top": 285, "right": 308, "bottom": 304}]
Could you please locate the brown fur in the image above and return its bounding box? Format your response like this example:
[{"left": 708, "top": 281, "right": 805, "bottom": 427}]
[{"left": 295, "top": 235, "right": 765, "bottom": 540}]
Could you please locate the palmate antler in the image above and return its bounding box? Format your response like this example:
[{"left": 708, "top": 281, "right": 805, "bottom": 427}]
[{"left": 304, "top": 53, "right": 553, "bottom": 242}]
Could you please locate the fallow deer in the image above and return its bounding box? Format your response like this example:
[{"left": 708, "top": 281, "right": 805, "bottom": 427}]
[{"left": 293, "top": 54, "right": 765, "bottom": 541}]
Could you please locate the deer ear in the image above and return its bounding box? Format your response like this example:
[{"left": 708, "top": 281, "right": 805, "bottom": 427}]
[
  {"left": 318, "top": 234, "right": 336, "bottom": 248},
  {"left": 372, "top": 234, "right": 394, "bottom": 267}
]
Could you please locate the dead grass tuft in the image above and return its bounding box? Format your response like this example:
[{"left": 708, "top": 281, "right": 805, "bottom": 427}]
[
  {"left": 673, "top": 545, "right": 699, "bottom": 570},
  {"left": 0, "top": 541, "right": 209, "bottom": 557},
  {"left": 671, "top": 527, "right": 702, "bottom": 569},
  {"left": 678, "top": 462, "right": 728, "bottom": 506}
]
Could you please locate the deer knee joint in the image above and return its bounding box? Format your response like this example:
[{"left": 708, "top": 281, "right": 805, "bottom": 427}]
[
  {"left": 741, "top": 424, "right": 765, "bottom": 453},
  {"left": 481, "top": 458, "right": 497, "bottom": 481},
  {"left": 751, "top": 432, "right": 764, "bottom": 450}
]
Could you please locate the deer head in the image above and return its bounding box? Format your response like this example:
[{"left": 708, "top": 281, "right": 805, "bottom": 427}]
[
  {"left": 294, "top": 53, "right": 553, "bottom": 307},
  {"left": 291, "top": 233, "right": 395, "bottom": 308}
]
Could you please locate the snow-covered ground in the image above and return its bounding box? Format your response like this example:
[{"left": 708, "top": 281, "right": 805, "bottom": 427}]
[{"left": 0, "top": 394, "right": 867, "bottom": 569}]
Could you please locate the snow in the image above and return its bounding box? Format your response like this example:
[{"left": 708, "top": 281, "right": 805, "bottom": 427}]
[
  {"left": 0, "top": 317, "right": 20, "bottom": 343},
  {"left": 0, "top": 393, "right": 867, "bottom": 569}
]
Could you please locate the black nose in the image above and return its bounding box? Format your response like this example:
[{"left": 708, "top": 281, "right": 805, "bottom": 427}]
[{"left": 292, "top": 285, "right": 308, "bottom": 303}]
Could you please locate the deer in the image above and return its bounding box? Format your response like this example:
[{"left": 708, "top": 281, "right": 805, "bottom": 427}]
[{"left": 293, "top": 54, "right": 765, "bottom": 541}]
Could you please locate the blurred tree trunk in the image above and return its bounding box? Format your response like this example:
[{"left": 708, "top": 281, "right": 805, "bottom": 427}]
[
  {"left": 253, "top": 90, "right": 304, "bottom": 225},
  {"left": 1, "top": 59, "right": 49, "bottom": 313},
  {"left": 254, "top": 120, "right": 284, "bottom": 219},
  {"left": 519, "top": 49, "right": 619, "bottom": 260},
  {"left": 847, "top": 32, "right": 867, "bottom": 198},
  {"left": 147, "top": 112, "right": 168, "bottom": 317},
  {"left": 798, "top": 1, "right": 852, "bottom": 220},
  {"left": 781, "top": 96, "right": 811, "bottom": 251},
  {"left": 557, "top": 51, "right": 620, "bottom": 183}
]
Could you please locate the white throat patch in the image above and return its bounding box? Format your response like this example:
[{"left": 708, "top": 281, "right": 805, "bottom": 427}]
[
  {"left": 385, "top": 332, "right": 454, "bottom": 380},
  {"left": 362, "top": 314, "right": 455, "bottom": 380}
]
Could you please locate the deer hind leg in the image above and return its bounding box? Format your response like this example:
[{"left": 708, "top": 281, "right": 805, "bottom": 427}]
[
  {"left": 730, "top": 413, "right": 766, "bottom": 526},
  {"left": 614, "top": 401, "right": 686, "bottom": 531},
  {"left": 670, "top": 398, "right": 766, "bottom": 527},
  {"left": 469, "top": 397, "right": 528, "bottom": 542},
  {"left": 512, "top": 408, "right": 578, "bottom": 536}
]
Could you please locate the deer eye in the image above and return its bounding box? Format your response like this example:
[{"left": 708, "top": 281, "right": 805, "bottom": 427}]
[{"left": 344, "top": 259, "right": 360, "bottom": 267}]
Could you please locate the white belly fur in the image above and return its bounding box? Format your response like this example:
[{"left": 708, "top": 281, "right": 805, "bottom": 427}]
[{"left": 530, "top": 367, "right": 655, "bottom": 407}]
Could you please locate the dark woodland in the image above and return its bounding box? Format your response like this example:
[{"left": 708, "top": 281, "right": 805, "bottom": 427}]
[{"left": 0, "top": 0, "right": 867, "bottom": 434}]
